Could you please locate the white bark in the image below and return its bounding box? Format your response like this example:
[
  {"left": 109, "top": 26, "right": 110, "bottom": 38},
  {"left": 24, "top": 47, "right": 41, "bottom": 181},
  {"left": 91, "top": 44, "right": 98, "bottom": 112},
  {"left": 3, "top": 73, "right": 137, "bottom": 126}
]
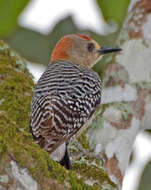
[{"left": 87, "top": 0, "right": 151, "bottom": 187}]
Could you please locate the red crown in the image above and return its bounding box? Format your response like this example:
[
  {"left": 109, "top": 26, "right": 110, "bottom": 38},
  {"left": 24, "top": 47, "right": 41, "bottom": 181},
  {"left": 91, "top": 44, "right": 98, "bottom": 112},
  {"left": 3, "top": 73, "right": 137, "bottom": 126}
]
[{"left": 76, "top": 34, "right": 91, "bottom": 41}]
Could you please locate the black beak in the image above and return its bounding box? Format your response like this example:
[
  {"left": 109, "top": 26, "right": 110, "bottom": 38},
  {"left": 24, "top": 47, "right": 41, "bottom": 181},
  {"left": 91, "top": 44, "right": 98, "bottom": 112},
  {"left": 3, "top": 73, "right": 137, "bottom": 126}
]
[{"left": 98, "top": 47, "right": 122, "bottom": 55}]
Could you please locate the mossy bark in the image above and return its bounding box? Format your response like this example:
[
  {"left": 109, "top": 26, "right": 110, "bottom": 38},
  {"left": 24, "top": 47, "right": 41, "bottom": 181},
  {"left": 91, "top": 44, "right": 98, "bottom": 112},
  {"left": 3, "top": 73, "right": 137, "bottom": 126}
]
[{"left": 0, "top": 41, "right": 115, "bottom": 190}]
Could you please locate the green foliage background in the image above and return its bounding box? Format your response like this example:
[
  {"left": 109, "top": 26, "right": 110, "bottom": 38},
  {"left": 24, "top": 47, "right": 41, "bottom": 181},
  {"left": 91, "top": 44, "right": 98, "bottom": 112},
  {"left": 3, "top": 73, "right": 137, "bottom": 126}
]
[{"left": 0, "top": 0, "right": 30, "bottom": 36}]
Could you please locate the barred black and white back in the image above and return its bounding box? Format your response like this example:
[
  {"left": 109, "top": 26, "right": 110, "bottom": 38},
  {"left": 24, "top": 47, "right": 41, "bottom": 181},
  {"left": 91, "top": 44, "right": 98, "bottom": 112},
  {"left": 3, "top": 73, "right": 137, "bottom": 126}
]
[{"left": 30, "top": 61, "right": 102, "bottom": 156}]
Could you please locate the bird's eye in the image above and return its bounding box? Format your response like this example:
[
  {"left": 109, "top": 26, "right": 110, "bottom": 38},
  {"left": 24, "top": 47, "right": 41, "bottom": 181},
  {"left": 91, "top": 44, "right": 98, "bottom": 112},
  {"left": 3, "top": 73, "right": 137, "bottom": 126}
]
[{"left": 87, "top": 43, "right": 94, "bottom": 52}]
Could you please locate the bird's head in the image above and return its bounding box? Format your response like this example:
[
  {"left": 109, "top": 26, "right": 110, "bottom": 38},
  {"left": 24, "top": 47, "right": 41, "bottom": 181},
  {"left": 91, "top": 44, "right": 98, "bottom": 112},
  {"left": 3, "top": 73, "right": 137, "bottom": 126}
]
[{"left": 51, "top": 34, "right": 121, "bottom": 68}]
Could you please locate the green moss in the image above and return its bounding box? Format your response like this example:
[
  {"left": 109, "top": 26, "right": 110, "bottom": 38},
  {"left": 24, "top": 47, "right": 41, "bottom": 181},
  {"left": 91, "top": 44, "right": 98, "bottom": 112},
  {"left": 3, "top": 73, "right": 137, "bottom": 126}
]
[
  {"left": 77, "top": 132, "right": 90, "bottom": 150},
  {"left": 73, "top": 161, "right": 115, "bottom": 190},
  {"left": 0, "top": 40, "right": 115, "bottom": 189}
]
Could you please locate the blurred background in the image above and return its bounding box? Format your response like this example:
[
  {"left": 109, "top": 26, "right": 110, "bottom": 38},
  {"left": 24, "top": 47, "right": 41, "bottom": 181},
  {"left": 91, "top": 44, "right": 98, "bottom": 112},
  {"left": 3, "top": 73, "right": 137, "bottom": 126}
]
[{"left": 0, "top": 0, "right": 151, "bottom": 189}]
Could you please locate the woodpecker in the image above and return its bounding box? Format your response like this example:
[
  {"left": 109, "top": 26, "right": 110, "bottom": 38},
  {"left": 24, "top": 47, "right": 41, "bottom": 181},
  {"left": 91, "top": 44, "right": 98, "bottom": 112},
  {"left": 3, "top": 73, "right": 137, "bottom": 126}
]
[{"left": 30, "top": 34, "right": 121, "bottom": 169}]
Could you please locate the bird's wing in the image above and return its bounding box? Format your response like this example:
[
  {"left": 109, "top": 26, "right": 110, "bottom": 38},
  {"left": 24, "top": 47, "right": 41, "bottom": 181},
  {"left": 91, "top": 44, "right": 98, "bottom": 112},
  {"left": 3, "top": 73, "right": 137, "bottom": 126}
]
[
  {"left": 30, "top": 95, "right": 57, "bottom": 152},
  {"left": 30, "top": 92, "right": 88, "bottom": 154}
]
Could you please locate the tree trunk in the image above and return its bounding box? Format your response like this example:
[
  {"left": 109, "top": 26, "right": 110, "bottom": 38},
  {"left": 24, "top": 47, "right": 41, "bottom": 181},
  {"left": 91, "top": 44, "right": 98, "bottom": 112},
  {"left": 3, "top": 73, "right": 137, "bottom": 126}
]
[{"left": 87, "top": 0, "right": 151, "bottom": 188}]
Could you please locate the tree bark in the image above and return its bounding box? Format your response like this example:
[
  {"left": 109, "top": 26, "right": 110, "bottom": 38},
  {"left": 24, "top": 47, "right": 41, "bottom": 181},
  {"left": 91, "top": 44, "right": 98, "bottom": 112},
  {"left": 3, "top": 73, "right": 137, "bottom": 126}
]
[{"left": 86, "top": 0, "right": 151, "bottom": 188}]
